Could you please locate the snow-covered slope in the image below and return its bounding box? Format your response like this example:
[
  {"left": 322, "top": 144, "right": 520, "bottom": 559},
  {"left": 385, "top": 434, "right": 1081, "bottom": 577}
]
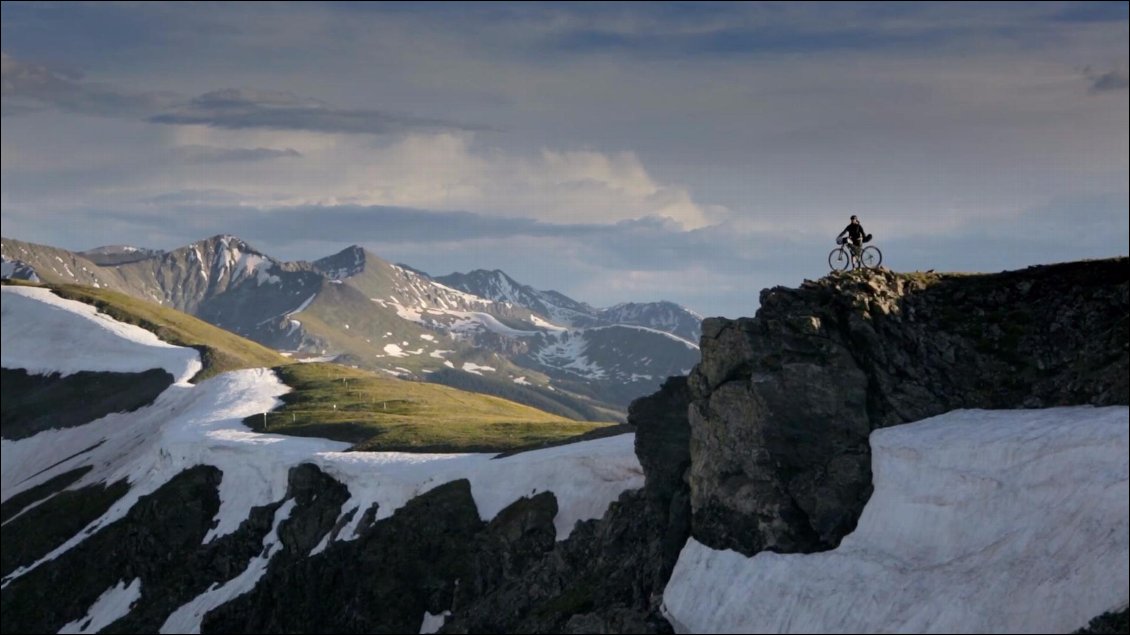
[
  {"left": 1, "top": 288, "right": 644, "bottom": 629},
  {"left": 1, "top": 286, "right": 201, "bottom": 383},
  {"left": 662, "top": 406, "right": 1130, "bottom": 634}
]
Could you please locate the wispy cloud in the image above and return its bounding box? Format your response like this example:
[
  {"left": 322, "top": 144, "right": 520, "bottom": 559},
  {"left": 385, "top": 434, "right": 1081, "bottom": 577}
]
[
  {"left": 1085, "top": 68, "right": 1129, "bottom": 94},
  {"left": 2, "top": 53, "right": 486, "bottom": 134},
  {"left": 149, "top": 88, "right": 490, "bottom": 134},
  {"left": 1, "top": 52, "right": 176, "bottom": 117},
  {"left": 172, "top": 144, "right": 301, "bottom": 163}
]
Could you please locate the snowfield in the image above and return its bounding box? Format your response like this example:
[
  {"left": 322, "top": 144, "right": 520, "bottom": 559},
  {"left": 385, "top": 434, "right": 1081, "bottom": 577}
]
[
  {"left": 1, "top": 286, "right": 202, "bottom": 383},
  {"left": 663, "top": 406, "right": 1130, "bottom": 634}
]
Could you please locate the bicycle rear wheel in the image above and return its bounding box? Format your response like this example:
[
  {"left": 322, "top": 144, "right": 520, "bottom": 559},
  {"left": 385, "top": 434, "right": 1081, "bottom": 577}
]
[
  {"left": 860, "top": 246, "right": 882, "bottom": 269},
  {"left": 828, "top": 247, "right": 851, "bottom": 272}
]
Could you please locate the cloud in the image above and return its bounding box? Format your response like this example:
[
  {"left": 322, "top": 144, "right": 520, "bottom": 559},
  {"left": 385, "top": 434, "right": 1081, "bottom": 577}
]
[
  {"left": 1086, "top": 69, "right": 1129, "bottom": 94},
  {"left": 172, "top": 144, "right": 301, "bottom": 163},
  {"left": 342, "top": 133, "right": 719, "bottom": 228},
  {"left": 2, "top": 54, "right": 486, "bottom": 135},
  {"left": 1, "top": 52, "right": 175, "bottom": 117},
  {"left": 149, "top": 88, "right": 488, "bottom": 134}
]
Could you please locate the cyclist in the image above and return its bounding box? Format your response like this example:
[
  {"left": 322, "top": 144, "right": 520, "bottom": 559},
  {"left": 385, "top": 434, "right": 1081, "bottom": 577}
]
[{"left": 836, "top": 215, "right": 871, "bottom": 266}]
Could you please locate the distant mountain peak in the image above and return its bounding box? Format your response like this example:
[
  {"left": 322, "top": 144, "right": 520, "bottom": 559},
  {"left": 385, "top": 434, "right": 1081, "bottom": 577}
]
[{"left": 314, "top": 245, "right": 369, "bottom": 280}]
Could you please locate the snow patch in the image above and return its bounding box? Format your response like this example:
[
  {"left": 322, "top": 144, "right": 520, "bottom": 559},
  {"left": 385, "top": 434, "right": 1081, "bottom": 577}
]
[
  {"left": 318, "top": 433, "right": 640, "bottom": 542},
  {"left": 420, "top": 610, "right": 451, "bottom": 634},
  {"left": 461, "top": 362, "right": 496, "bottom": 375},
  {"left": 662, "top": 406, "right": 1130, "bottom": 634},
  {"left": 1, "top": 287, "right": 201, "bottom": 383},
  {"left": 161, "top": 499, "right": 297, "bottom": 634},
  {"left": 58, "top": 578, "right": 142, "bottom": 635},
  {"left": 383, "top": 344, "right": 409, "bottom": 358}
]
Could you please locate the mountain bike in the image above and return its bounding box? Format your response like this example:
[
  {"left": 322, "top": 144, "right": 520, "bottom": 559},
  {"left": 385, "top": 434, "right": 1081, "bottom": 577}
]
[{"left": 828, "top": 238, "right": 882, "bottom": 271}]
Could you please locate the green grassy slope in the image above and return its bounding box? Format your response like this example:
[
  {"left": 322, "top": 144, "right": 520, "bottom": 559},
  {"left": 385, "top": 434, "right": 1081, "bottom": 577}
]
[{"left": 246, "top": 363, "right": 615, "bottom": 452}]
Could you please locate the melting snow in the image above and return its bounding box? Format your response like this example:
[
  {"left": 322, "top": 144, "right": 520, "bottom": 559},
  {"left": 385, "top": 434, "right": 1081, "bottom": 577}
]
[
  {"left": 461, "top": 362, "right": 496, "bottom": 375},
  {"left": 535, "top": 332, "right": 605, "bottom": 379},
  {"left": 419, "top": 610, "right": 451, "bottom": 634},
  {"left": 58, "top": 578, "right": 142, "bottom": 632},
  {"left": 161, "top": 500, "right": 296, "bottom": 634},
  {"left": 383, "top": 344, "right": 409, "bottom": 358},
  {"left": 58, "top": 578, "right": 142, "bottom": 635}
]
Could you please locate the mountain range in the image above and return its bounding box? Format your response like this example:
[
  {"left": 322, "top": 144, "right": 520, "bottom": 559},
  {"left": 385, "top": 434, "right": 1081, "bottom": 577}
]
[{"left": 1, "top": 235, "right": 702, "bottom": 418}]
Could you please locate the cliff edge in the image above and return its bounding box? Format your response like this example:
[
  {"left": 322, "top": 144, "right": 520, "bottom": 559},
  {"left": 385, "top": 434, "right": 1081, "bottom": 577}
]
[{"left": 687, "top": 258, "right": 1128, "bottom": 555}]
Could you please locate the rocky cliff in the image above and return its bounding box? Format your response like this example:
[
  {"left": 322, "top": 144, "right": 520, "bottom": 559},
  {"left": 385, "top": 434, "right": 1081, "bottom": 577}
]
[
  {"left": 446, "top": 258, "right": 1128, "bottom": 631},
  {"left": 687, "top": 259, "right": 1128, "bottom": 556}
]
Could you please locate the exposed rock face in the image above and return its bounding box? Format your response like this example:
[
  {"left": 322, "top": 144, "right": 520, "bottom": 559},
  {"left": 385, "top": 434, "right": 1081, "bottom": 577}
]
[
  {"left": 687, "top": 259, "right": 1129, "bottom": 555},
  {"left": 0, "top": 368, "right": 173, "bottom": 440},
  {"left": 0, "top": 466, "right": 267, "bottom": 634},
  {"left": 438, "top": 377, "right": 692, "bottom": 634}
]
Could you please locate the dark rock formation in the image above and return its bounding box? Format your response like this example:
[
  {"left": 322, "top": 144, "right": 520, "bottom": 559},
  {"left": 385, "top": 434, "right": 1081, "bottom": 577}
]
[
  {"left": 1, "top": 368, "right": 173, "bottom": 440},
  {"left": 688, "top": 259, "right": 1129, "bottom": 555},
  {"left": 0, "top": 477, "right": 129, "bottom": 578},
  {"left": 440, "top": 376, "right": 692, "bottom": 633},
  {"left": 1, "top": 466, "right": 257, "bottom": 633}
]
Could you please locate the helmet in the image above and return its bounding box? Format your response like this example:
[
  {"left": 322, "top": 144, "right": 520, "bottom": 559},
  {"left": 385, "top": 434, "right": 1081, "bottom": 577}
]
[{"left": 850, "top": 214, "right": 858, "bottom": 222}]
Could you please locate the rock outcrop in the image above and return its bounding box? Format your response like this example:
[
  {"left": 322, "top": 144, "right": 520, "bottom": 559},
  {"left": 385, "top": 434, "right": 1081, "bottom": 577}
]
[{"left": 687, "top": 259, "right": 1129, "bottom": 555}]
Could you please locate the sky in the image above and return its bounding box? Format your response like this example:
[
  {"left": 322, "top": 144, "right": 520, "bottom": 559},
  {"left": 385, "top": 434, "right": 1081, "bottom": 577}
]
[{"left": 2, "top": 1, "right": 1127, "bottom": 318}]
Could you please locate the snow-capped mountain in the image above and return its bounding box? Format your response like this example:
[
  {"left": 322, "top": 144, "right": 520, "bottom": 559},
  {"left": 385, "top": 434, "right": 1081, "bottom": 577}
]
[
  {"left": 0, "top": 236, "right": 703, "bottom": 415},
  {"left": 434, "top": 269, "right": 598, "bottom": 327},
  {"left": 435, "top": 269, "right": 704, "bottom": 341},
  {"left": 596, "top": 302, "right": 703, "bottom": 343}
]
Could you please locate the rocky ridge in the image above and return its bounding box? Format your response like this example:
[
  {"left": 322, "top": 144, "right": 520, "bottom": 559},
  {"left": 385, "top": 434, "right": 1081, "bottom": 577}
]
[{"left": 688, "top": 259, "right": 1128, "bottom": 555}]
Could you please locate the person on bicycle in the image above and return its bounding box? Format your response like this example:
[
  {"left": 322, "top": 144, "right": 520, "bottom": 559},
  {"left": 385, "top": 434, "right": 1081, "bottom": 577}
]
[{"left": 837, "top": 215, "right": 871, "bottom": 263}]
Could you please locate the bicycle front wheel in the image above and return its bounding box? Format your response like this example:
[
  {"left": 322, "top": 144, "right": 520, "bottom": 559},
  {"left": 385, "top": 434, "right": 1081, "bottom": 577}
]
[
  {"left": 860, "top": 246, "right": 883, "bottom": 269},
  {"left": 828, "top": 247, "right": 851, "bottom": 272}
]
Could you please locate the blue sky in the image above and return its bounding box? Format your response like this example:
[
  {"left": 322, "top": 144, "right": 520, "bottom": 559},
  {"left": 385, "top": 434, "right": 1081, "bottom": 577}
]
[{"left": 2, "top": 1, "right": 1127, "bottom": 317}]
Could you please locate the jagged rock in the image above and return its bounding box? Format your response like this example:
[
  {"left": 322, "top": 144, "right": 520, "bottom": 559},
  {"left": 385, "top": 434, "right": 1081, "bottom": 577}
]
[
  {"left": 687, "top": 259, "right": 1130, "bottom": 556},
  {"left": 440, "top": 377, "right": 693, "bottom": 634},
  {"left": 204, "top": 478, "right": 483, "bottom": 633},
  {"left": 0, "top": 466, "right": 278, "bottom": 634},
  {"left": 632, "top": 376, "right": 692, "bottom": 507}
]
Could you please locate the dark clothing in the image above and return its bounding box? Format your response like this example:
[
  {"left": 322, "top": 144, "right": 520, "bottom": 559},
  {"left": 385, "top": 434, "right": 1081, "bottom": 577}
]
[{"left": 839, "top": 222, "right": 867, "bottom": 245}]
